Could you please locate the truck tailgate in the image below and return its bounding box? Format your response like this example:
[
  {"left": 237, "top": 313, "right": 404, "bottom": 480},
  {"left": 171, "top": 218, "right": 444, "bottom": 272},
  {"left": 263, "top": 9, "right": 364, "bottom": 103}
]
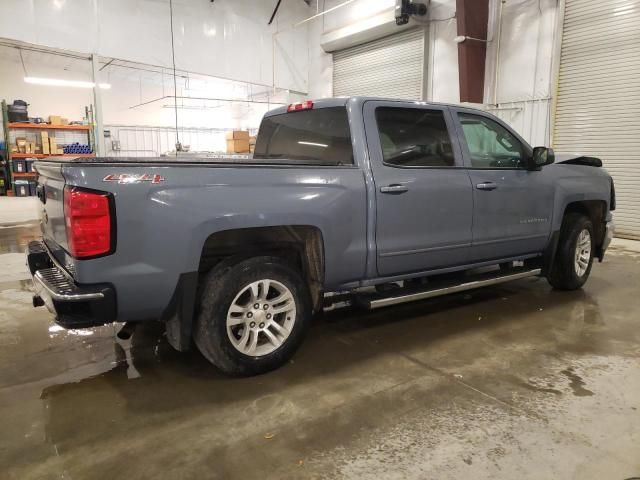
[{"left": 35, "top": 162, "right": 69, "bottom": 264}]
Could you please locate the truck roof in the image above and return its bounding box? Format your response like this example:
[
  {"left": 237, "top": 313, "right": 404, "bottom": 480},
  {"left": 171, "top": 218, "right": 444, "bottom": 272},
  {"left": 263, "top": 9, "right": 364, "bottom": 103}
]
[{"left": 264, "top": 96, "right": 483, "bottom": 117}]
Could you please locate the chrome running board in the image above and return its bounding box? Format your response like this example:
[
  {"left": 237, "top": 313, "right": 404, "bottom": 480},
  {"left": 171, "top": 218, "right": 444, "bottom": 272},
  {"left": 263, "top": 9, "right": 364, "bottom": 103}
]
[{"left": 360, "top": 268, "right": 542, "bottom": 310}]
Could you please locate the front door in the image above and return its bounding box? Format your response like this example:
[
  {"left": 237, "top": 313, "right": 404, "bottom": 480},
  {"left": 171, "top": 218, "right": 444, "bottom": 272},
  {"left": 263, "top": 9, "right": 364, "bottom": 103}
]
[
  {"left": 452, "top": 108, "right": 555, "bottom": 261},
  {"left": 363, "top": 101, "right": 474, "bottom": 277}
]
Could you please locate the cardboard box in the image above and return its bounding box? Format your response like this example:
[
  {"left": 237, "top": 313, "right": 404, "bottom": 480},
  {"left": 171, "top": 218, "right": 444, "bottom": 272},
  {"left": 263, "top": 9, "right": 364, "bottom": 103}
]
[
  {"left": 16, "top": 137, "right": 27, "bottom": 153},
  {"left": 56, "top": 147, "right": 64, "bottom": 154},
  {"left": 49, "top": 115, "right": 62, "bottom": 126},
  {"left": 41, "top": 132, "right": 50, "bottom": 154},
  {"left": 225, "top": 130, "right": 250, "bottom": 141},
  {"left": 60, "top": 118, "right": 69, "bottom": 125},
  {"left": 49, "top": 138, "right": 58, "bottom": 154},
  {"left": 226, "top": 139, "right": 250, "bottom": 153}
]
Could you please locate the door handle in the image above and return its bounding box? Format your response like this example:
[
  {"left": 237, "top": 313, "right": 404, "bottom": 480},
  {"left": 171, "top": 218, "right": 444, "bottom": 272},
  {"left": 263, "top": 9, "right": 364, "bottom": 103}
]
[
  {"left": 380, "top": 184, "right": 409, "bottom": 194},
  {"left": 476, "top": 182, "right": 497, "bottom": 191}
]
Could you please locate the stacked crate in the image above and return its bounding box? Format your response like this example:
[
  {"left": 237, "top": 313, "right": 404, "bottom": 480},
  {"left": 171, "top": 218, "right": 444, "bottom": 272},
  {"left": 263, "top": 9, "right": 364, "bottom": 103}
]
[{"left": 226, "top": 131, "right": 251, "bottom": 154}]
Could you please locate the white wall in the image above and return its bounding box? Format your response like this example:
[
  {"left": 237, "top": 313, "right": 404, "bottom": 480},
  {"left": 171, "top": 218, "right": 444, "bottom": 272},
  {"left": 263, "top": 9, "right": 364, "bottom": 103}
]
[
  {"left": 0, "top": 43, "right": 297, "bottom": 155},
  {"left": 306, "top": 0, "right": 460, "bottom": 102},
  {"left": 0, "top": 48, "right": 93, "bottom": 121},
  {"left": 0, "top": 0, "right": 561, "bottom": 149},
  {"left": 306, "top": 0, "right": 560, "bottom": 146},
  {"left": 484, "top": 0, "right": 559, "bottom": 146},
  {"left": 0, "top": 0, "right": 311, "bottom": 93}
]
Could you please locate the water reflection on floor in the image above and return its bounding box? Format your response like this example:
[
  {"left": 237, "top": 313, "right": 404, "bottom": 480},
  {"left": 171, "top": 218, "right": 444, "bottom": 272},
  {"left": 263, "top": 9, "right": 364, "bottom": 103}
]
[{"left": 1, "top": 224, "right": 639, "bottom": 480}]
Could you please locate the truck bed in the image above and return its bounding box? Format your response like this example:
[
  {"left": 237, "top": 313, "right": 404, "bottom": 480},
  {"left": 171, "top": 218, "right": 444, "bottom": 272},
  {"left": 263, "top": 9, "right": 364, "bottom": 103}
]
[
  {"left": 40, "top": 153, "right": 343, "bottom": 167},
  {"left": 42, "top": 153, "right": 251, "bottom": 164}
]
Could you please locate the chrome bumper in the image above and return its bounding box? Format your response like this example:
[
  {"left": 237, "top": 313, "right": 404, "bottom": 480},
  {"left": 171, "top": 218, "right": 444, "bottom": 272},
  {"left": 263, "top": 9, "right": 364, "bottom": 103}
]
[
  {"left": 33, "top": 267, "right": 104, "bottom": 304},
  {"left": 27, "top": 240, "right": 116, "bottom": 328}
]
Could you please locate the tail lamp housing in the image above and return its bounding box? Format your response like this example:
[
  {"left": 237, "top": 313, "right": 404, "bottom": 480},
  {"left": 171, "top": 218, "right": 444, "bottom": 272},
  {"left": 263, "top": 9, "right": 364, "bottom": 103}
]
[
  {"left": 64, "top": 186, "right": 115, "bottom": 258},
  {"left": 287, "top": 100, "right": 313, "bottom": 112}
]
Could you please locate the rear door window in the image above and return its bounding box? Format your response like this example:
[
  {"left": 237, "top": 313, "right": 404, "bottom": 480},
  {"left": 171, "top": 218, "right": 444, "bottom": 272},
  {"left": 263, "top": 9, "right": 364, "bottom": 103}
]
[
  {"left": 254, "top": 107, "right": 353, "bottom": 165},
  {"left": 375, "top": 107, "right": 455, "bottom": 167}
]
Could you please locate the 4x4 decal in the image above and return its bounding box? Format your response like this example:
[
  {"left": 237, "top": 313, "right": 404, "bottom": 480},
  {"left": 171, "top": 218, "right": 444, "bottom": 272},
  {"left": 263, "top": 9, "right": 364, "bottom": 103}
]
[{"left": 103, "top": 174, "right": 165, "bottom": 184}]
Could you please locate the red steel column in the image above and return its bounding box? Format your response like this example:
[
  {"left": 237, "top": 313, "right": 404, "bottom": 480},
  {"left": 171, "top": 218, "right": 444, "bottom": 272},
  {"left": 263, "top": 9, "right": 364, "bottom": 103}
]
[{"left": 456, "top": 0, "right": 490, "bottom": 103}]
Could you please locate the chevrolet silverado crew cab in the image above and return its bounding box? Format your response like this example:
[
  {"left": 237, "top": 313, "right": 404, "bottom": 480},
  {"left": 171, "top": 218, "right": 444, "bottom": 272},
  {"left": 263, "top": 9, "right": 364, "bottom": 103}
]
[{"left": 28, "top": 97, "right": 615, "bottom": 376}]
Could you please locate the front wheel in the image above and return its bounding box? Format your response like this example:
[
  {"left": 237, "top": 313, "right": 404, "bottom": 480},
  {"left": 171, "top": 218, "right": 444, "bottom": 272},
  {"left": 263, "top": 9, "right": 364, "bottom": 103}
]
[
  {"left": 547, "top": 213, "right": 594, "bottom": 290},
  {"left": 194, "top": 256, "right": 312, "bottom": 376}
]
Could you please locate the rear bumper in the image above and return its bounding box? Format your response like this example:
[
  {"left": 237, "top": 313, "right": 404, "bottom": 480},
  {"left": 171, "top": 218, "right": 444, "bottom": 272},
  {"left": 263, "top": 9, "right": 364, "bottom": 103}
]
[{"left": 27, "top": 241, "right": 117, "bottom": 328}]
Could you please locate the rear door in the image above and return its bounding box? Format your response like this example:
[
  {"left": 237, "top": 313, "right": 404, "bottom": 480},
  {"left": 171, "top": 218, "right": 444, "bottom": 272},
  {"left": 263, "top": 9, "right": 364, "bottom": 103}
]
[
  {"left": 451, "top": 107, "right": 555, "bottom": 261},
  {"left": 363, "top": 101, "right": 473, "bottom": 277}
]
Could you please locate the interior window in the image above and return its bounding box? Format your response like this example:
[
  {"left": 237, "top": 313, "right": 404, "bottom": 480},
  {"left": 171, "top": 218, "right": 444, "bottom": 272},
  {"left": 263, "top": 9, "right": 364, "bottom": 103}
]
[
  {"left": 458, "top": 113, "right": 524, "bottom": 169},
  {"left": 375, "top": 107, "right": 455, "bottom": 167}
]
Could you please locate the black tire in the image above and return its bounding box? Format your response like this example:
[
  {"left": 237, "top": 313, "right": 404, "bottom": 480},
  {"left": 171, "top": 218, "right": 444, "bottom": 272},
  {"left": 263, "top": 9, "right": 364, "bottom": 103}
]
[
  {"left": 194, "top": 255, "right": 311, "bottom": 376},
  {"left": 547, "top": 213, "right": 594, "bottom": 290}
]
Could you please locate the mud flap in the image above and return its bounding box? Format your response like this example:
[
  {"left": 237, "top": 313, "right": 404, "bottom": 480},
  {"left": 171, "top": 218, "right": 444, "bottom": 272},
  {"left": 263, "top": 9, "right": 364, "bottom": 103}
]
[{"left": 163, "top": 272, "right": 199, "bottom": 352}]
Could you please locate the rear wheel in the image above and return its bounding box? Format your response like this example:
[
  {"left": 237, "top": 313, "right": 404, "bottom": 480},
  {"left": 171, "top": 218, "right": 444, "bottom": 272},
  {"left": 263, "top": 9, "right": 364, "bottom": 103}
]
[
  {"left": 194, "top": 256, "right": 312, "bottom": 376},
  {"left": 547, "top": 213, "right": 594, "bottom": 290}
]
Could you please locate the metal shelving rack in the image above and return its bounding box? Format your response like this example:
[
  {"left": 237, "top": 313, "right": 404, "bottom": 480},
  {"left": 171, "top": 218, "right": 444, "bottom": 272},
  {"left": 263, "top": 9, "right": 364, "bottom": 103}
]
[
  {"left": 1, "top": 100, "right": 96, "bottom": 196},
  {"left": 1, "top": 101, "right": 9, "bottom": 196}
]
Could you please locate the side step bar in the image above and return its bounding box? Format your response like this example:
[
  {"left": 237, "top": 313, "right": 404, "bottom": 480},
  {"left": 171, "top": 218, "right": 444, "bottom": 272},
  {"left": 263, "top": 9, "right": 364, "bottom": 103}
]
[{"left": 359, "top": 268, "right": 542, "bottom": 310}]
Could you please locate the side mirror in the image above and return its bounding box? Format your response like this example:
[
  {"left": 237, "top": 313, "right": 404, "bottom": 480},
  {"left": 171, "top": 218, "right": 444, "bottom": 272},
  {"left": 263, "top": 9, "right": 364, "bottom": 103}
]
[{"left": 529, "top": 146, "right": 555, "bottom": 170}]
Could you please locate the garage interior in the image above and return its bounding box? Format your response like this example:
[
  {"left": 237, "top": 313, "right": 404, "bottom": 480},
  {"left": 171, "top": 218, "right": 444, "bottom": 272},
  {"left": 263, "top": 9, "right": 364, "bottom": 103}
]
[{"left": 1, "top": 0, "right": 639, "bottom": 478}]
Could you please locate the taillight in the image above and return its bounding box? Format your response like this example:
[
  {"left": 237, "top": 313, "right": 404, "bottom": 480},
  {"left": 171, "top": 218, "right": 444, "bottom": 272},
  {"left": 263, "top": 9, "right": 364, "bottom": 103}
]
[
  {"left": 287, "top": 100, "right": 313, "bottom": 112},
  {"left": 64, "top": 186, "right": 113, "bottom": 258}
]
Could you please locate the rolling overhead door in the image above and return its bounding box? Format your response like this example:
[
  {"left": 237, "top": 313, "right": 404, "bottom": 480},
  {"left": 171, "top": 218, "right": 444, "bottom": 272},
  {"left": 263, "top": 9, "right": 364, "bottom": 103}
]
[
  {"left": 333, "top": 28, "right": 426, "bottom": 100},
  {"left": 554, "top": 0, "right": 640, "bottom": 238}
]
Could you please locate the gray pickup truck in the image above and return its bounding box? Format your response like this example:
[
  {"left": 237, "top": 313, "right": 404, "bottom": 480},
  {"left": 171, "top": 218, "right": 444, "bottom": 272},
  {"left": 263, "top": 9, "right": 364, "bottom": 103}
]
[{"left": 28, "top": 97, "right": 615, "bottom": 375}]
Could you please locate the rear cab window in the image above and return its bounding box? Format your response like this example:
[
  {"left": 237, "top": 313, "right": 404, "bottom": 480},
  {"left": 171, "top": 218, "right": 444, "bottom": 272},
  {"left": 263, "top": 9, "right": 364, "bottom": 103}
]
[
  {"left": 375, "top": 107, "right": 455, "bottom": 168},
  {"left": 254, "top": 107, "right": 353, "bottom": 165}
]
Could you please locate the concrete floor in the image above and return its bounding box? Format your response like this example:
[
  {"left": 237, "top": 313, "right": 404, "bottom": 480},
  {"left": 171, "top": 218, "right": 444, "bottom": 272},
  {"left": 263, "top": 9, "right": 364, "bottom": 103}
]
[{"left": 1, "top": 211, "right": 640, "bottom": 479}]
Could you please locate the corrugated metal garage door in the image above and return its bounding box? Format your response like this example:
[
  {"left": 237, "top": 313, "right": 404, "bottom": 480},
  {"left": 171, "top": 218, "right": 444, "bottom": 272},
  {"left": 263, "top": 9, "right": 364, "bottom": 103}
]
[
  {"left": 554, "top": 0, "right": 640, "bottom": 238},
  {"left": 333, "top": 28, "right": 425, "bottom": 99}
]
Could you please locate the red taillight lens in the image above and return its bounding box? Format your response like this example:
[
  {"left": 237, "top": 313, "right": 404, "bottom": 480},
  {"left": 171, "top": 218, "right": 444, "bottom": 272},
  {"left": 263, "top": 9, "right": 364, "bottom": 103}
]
[
  {"left": 287, "top": 100, "right": 313, "bottom": 112},
  {"left": 64, "top": 186, "right": 112, "bottom": 258}
]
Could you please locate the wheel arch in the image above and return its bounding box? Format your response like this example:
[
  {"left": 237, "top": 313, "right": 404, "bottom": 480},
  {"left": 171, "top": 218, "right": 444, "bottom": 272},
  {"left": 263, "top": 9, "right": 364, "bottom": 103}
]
[
  {"left": 562, "top": 200, "right": 607, "bottom": 253},
  {"left": 164, "top": 225, "right": 325, "bottom": 353},
  {"left": 544, "top": 199, "right": 608, "bottom": 275},
  {"left": 197, "top": 225, "right": 325, "bottom": 312}
]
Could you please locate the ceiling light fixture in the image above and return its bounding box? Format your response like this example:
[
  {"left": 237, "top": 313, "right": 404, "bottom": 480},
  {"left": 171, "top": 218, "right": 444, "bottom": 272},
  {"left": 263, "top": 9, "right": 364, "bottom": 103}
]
[{"left": 24, "top": 76, "right": 111, "bottom": 89}]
